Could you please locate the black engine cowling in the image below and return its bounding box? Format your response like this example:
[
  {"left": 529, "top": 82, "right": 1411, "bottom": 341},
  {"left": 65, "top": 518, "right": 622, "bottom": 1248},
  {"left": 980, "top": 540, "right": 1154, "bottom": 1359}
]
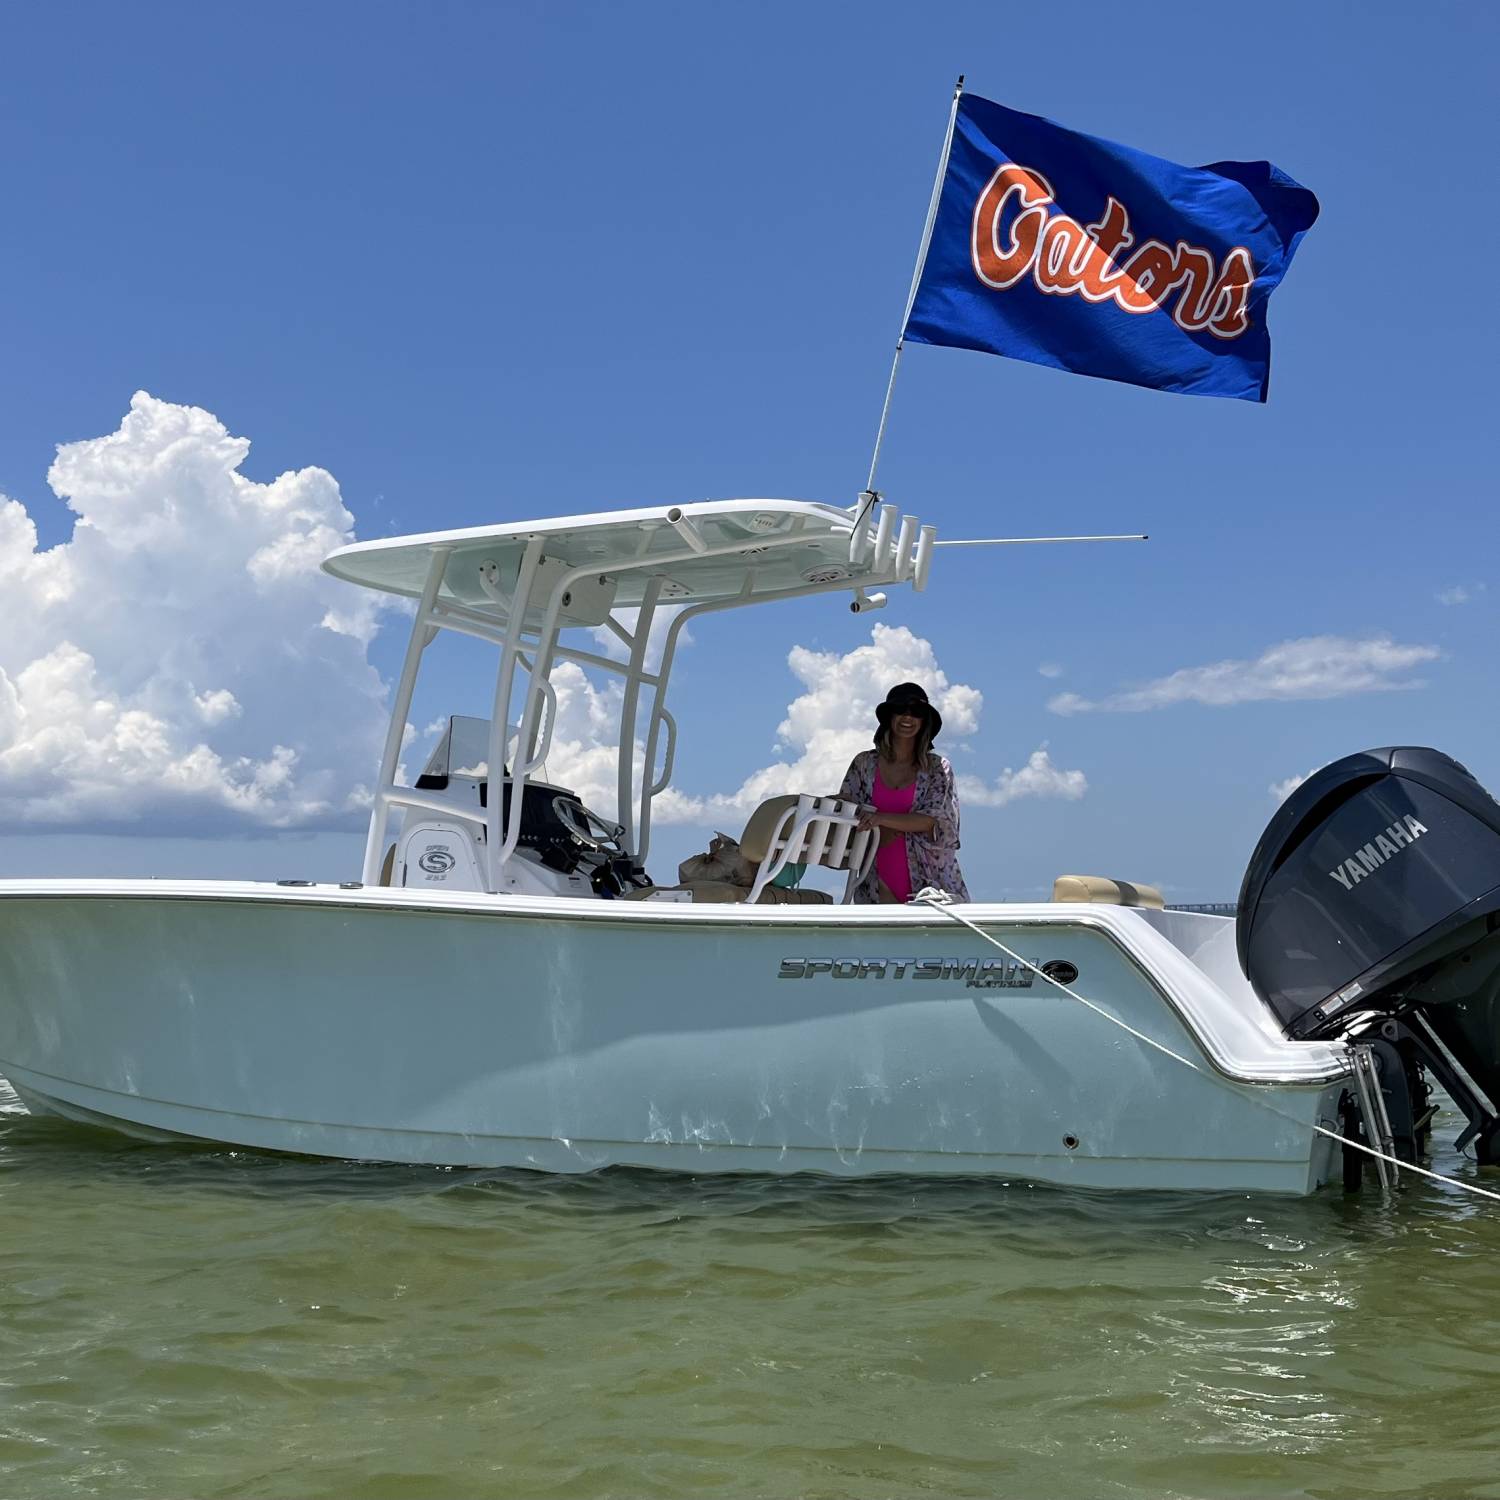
[{"left": 1237, "top": 747, "right": 1500, "bottom": 1162}]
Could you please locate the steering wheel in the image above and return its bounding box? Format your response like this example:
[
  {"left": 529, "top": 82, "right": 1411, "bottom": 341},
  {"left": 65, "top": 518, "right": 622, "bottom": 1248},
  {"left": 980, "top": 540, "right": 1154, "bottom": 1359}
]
[{"left": 552, "top": 797, "right": 628, "bottom": 855}]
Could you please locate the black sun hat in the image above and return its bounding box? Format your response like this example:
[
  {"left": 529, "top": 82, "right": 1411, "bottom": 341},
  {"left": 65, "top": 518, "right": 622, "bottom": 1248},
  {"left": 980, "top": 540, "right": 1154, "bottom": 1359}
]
[{"left": 876, "top": 682, "right": 942, "bottom": 738}]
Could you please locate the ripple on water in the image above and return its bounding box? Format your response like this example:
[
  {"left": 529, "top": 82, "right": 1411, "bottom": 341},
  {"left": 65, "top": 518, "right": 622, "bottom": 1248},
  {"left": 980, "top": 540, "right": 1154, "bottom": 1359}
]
[{"left": 2, "top": 1087, "right": 1499, "bottom": 1499}]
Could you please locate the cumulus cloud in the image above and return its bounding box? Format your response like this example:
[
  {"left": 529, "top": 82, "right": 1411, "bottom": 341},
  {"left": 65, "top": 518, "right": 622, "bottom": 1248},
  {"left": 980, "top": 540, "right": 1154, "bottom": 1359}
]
[
  {"left": 531, "top": 661, "right": 630, "bottom": 809},
  {"left": 537, "top": 623, "right": 1086, "bottom": 828},
  {"left": 1, "top": 401, "right": 1085, "bottom": 842},
  {"left": 665, "top": 623, "right": 982, "bottom": 822},
  {"left": 0, "top": 392, "right": 394, "bottom": 832},
  {"left": 527, "top": 662, "right": 704, "bottom": 828},
  {"left": 1037, "top": 662, "right": 1064, "bottom": 679},
  {"left": 194, "top": 688, "right": 242, "bottom": 726},
  {"left": 1048, "top": 635, "right": 1440, "bottom": 716},
  {"left": 1436, "top": 583, "right": 1484, "bottom": 607},
  {"left": 959, "top": 749, "right": 1087, "bottom": 807}
]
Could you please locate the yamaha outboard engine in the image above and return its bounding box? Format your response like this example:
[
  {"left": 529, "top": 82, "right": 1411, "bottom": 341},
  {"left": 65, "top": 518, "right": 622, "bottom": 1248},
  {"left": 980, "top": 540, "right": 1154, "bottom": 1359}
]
[{"left": 1238, "top": 747, "right": 1500, "bottom": 1168}]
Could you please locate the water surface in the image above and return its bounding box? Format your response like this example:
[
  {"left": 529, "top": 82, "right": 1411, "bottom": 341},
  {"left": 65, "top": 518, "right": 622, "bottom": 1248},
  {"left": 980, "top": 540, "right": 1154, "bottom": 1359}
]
[{"left": 3, "top": 1082, "right": 1498, "bottom": 1499}]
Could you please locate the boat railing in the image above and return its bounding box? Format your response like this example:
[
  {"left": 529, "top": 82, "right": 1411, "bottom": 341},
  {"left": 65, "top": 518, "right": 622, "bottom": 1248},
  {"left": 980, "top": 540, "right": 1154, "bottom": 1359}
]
[{"left": 377, "top": 784, "right": 489, "bottom": 830}]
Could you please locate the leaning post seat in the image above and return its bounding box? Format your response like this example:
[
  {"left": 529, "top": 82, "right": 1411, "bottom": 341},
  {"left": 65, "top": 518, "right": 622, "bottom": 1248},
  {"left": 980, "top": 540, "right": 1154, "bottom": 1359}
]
[
  {"left": 1051, "top": 874, "right": 1165, "bottom": 909},
  {"left": 741, "top": 792, "right": 875, "bottom": 904},
  {"left": 629, "top": 793, "right": 876, "bottom": 905}
]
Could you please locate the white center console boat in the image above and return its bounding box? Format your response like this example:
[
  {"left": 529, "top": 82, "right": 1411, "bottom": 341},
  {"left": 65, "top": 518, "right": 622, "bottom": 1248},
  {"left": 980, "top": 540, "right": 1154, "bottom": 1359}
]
[{"left": 2, "top": 497, "right": 1497, "bottom": 1194}]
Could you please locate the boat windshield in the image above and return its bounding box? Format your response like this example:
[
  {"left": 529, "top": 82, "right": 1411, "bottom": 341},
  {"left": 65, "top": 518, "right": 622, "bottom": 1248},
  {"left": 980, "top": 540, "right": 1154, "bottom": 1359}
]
[{"left": 420, "top": 716, "right": 504, "bottom": 782}]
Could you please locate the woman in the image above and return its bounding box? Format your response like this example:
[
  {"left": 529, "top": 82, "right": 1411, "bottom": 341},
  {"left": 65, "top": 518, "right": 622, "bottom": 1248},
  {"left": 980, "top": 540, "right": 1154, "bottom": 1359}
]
[{"left": 837, "top": 682, "right": 969, "bottom": 903}]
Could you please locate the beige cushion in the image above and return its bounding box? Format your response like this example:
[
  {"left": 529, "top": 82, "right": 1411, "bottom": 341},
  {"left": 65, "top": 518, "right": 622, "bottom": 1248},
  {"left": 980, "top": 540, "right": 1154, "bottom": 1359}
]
[
  {"left": 623, "top": 881, "right": 744, "bottom": 903},
  {"left": 680, "top": 880, "right": 752, "bottom": 904},
  {"left": 1052, "top": 874, "right": 1164, "bottom": 909},
  {"left": 739, "top": 794, "right": 803, "bottom": 863},
  {"left": 754, "top": 884, "right": 833, "bottom": 905}
]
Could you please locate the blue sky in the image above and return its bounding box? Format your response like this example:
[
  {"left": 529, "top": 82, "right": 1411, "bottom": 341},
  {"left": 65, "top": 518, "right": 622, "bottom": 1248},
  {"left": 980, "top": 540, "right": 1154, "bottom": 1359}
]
[{"left": 1, "top": 1, "right": 1495, "bottom": 901}]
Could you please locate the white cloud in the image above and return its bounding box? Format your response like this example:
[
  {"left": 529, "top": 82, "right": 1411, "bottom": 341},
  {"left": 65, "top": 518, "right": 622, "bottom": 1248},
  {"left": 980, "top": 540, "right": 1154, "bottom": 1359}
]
[
  {"left": 194, "top": 688, "right": 242, "bottom": 726},
  {"left": 1048, "top": 635, "right": 1440, "bottom": 716},
  {"left": 532, "top": 661, "right": 629, "bottom": 810},
  {"left": 674, "top": 623, "right": 984, "bottom": 822},
  {"left": 0, "top": 392, "right": 395, "bottom": 831},
  {"left": 1436, "top": 583, "right": 1484, "bottom": 606},
  {"left": 537, "top": 623, "right": 1085, "bottom": 829},
  {"left": 0, "top": 403, "right": 1085, "bottom": 843},
  {"left": 1037, "top": 662, "right": 1063, "bottom": 679},
  {"left": 959, "top": 749, "right": 1087, "bottom": 807}
]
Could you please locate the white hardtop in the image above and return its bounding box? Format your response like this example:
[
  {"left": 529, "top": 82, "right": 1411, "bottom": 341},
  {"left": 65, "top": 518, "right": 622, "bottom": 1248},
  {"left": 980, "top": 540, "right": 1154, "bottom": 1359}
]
[{"left": 322, "top": 497, "right": 911, "bottom": 609}]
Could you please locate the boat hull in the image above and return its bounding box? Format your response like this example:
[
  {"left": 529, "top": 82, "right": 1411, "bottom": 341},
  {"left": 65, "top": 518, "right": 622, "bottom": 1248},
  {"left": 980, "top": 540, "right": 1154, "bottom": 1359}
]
[{"left": 0, "top": 882, "right": 1348, "bottom": 1193}]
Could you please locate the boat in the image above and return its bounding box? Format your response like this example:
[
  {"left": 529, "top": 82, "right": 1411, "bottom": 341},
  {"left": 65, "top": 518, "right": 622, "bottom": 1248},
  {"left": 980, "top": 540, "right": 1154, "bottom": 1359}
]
[{"left": 1, "top": 495, "right": 1497, "bottom": 1194}]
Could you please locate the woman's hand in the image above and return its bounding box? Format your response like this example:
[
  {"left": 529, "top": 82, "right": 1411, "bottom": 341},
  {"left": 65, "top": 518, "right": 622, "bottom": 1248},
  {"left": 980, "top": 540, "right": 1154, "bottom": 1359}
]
[{"left": 857, "top": 809, "right": 936, "bottom": 837}]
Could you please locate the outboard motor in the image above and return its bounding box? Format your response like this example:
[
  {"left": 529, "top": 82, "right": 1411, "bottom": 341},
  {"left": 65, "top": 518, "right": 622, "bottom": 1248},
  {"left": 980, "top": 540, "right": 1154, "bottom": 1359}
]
[{"left": 1238, "top": 747, "right": 1500, "bottom": 1168}]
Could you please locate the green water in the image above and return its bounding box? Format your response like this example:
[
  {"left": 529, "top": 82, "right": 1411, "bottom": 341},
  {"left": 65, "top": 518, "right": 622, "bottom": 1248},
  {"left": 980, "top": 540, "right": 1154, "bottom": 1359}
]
[{"left": 3, "top": 1084, "right": 1498, "bottom": 1500}]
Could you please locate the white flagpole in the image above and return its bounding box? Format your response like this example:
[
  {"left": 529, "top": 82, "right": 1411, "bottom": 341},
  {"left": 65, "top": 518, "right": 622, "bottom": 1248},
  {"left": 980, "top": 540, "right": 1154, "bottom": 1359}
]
[{"left": 858, "top": 74, "right": 966, "bottom": 519}]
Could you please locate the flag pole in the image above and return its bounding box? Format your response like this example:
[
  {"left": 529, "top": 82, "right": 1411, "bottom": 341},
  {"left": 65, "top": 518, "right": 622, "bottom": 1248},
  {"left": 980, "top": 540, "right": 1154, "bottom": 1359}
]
[{"left": 857, "top": 74, "right": 965, "bottom": 526}]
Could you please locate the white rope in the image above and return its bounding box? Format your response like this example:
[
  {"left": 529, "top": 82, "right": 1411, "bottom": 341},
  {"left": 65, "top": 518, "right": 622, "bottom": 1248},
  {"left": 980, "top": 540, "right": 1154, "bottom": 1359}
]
[
  {"left": 1304, "top": 1122, "right": 1500, "bottom": 1200},
  {"left": 914, "top": 890, "right": 1500, "bottom": 1205}
]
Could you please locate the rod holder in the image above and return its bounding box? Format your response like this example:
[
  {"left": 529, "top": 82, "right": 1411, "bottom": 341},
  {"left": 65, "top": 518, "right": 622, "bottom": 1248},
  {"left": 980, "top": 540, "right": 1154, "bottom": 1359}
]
[
  {"left": 913, "top": 525, "right": 937, "bottom": 592},
  {"left": 873, "top": 504, "right": 897, "bottom": 570},
  {"left": 847, "top": 490, "right": 878, "bottom": 564},
  {"left": 894, "top": 515, "right": 918, "bottom": 581},
  {"left": 665, "top": 507, "right": 709, "bottom": 553}
]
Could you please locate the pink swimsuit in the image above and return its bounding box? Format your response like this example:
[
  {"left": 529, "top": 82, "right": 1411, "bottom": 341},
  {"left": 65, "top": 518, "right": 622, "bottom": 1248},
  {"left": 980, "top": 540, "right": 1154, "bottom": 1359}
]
[{"left": 873, "top": 769, "right": 916, "bottom": 903}]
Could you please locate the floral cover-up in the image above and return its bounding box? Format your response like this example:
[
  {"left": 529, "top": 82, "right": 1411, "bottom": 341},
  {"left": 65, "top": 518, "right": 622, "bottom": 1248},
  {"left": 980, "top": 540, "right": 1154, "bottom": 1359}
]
[{"left": 836, "top": 750, "right": 970, "bottom": 903}]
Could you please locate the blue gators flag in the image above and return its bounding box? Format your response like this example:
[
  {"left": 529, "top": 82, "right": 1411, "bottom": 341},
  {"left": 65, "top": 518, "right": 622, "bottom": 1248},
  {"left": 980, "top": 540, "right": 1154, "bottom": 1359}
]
[{"left": 904, "top": 94, "right": 1319, "bottom": 402}]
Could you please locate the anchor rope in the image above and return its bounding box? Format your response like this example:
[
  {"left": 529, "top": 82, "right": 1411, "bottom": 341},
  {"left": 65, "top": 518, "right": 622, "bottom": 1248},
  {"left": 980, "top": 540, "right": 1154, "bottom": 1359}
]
[{"left": 915, "top": 891, "right": 1500, "bottom": 1205}]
